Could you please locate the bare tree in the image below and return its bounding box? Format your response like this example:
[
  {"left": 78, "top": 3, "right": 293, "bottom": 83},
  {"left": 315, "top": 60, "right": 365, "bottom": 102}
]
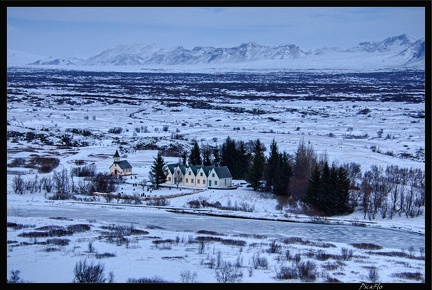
[
  {"left": 52, "top": 168, "right": 70, "bottom": 199},
  {"left": 215, "top": 261, "right": 243, "bottom": 283},
  {"left": 366, "top": 166, "right": 390, "bottom": 220},
  {"left": 386, "top": 165, "right": 406, "bottom": 219},
  {"left": 11, "top": 175, "right": 25, "bottom": 195},
  {"left": 290, "top": 138, "right": 317, "bottom": 201},
  {"left": 40, "top": 176, "right": 53, "bottom": 193},
  {"left": 405, "top": 168, "right": 424, "bottom": 217}
]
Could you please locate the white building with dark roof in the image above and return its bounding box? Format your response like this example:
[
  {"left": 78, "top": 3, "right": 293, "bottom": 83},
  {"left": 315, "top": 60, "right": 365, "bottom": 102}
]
[
  {"left": 109, "top": 150, "right": 133, "bottom": 176},
  {"left": 164, "top": 163, "right": 233, "bottom": 189}
]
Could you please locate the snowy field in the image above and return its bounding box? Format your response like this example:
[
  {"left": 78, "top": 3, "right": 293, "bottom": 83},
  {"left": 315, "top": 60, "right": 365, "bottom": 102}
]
[{"left": 6, "top": 66, "right": 426, "bottom": 284}]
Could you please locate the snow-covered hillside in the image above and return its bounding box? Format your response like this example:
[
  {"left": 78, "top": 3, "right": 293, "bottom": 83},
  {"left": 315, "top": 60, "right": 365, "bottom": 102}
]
[{"left": 8, "top": 34, "right": 425, "bottom": 71}]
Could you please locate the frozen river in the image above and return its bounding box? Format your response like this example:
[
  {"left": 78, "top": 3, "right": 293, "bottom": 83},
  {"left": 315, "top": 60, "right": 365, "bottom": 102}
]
[{"left": 7, "top": 201, "right": 424, "bottom": 251}]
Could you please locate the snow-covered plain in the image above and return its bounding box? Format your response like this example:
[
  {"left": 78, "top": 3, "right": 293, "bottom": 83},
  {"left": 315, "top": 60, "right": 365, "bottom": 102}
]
[{"left": 6, "top": 65, "right": 426, "bottom": 284}]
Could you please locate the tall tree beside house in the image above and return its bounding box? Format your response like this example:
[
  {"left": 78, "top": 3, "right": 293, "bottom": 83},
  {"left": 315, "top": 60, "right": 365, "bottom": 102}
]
[
  {"left": 148, "top": 151, "right": 167, "bottom": 190},
  {"left": 212, "top": 146, "right": 221, "bottom": 167},
  {"left": 202, "top": 143, "right": 212, "bottom": 166},
  {"left": 246, "top": 139, "right": 266, "bottom": 191},
  {"left": 236, "top": 140, "right": 251, "bottom": 179},
  {"left": 220, "top": 136, "right": 252, "bottom": 179},
  {"left": 188, "top": 140, "right": 202, "bottom": 165},
  {"left": 221, "top": 136, "right": 239, "bottom": 178}
]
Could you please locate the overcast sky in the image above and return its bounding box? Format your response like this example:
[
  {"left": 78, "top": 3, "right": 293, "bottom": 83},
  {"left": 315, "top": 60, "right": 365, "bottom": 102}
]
[{"left": 7, "top": 6, "right": 426, "bottom": 59}]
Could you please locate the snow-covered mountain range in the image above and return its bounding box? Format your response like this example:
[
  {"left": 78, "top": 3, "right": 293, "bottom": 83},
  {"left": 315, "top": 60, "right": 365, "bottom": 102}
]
[{"left": 8, "top": 34, "right": 425, "bottom": 70}]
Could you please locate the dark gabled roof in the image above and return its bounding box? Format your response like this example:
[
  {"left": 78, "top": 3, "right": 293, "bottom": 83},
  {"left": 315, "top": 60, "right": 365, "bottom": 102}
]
[
  {"left": 177, "top": 164, "right": 188, "bottom": 174},
  {"left": 165, "top": 163, "right": 188, "bottom": 174},
  {"left": 116, "top": 160, "right": 132, "bottom": 169},
  {"left": 200, "top": 166, "right": 214, "bottom": 176},
  {"left": 188, "top": 165, "right": 201, "bottom": 175},
  {"left": 213, "top": 166, "right": 232, "bottom": 178},
  {"left": 185, "top": 165, "right": 215, "bottom": 176},
  {"left": 166, "top": 163, "right": 178, "bottom": 174},
  {"left": 165, "top": 163, "right": 232, "bottom": 178}
]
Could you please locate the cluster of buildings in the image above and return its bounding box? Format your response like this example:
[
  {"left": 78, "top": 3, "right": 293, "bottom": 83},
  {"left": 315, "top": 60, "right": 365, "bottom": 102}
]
[{"left": 109, "top": 150, "right": 234, "bottom": 189}]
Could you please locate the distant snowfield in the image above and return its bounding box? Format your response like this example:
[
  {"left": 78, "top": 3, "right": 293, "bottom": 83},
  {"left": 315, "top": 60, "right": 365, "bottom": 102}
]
[
  {"left": 6, "top": 86, "right": 425, "bottom": 172},
  {"left": 6, "top": 56, "right": 423, "bottom": 73}
]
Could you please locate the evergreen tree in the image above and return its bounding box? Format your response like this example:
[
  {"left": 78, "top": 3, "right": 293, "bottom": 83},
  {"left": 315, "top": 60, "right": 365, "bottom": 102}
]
[
  {"left": 264, "top": 138, "right": 279, "bottom": 192},
  {"left": 322, "top": 163, "right": 340, "bottom": 215},
  {"left": 335, "top": 166, "right": 353, "bottom": 214},
  {"left": 188, "top": 140, "right": 202, "bottom": 165},
  {"left": 317, "top": 161, "right": 331, "bottom": 213},
  {"left": 304, "top": 161, "right": 353, "bottom": 216},
  {"left": 323, "top": 163, "right": 353, "bottom": 216},
  {"left": 246, "top": 139, "right": 265, "bottom": 191},
  {"left": 304, "top": 164, "right": 321, "bottom": 208},
  {"left": 272, "top": 151, "right": 292, "bottom": 196},
  {"left": 181, "top": 150, "right": 187, "bottom": 165},
  {"left": 202, "top": 144, "right": 212, "bottom": 166},
  {"left": 212, "top": 146, "right": 221, "bottom": 167},
  {"left": 221, "top": 136, "right": 241, "bottom": 179},
  {"left": 236, "top": 140, "right": 251, "bottom": 179},
  {"left": 148, "top": 151, "right": 167, "bottom": 189}
]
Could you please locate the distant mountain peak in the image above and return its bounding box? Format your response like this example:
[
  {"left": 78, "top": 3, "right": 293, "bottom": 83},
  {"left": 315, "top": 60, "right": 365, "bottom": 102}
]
[{"left": 12, "top": 34, "right": 425, "bottom": 70}]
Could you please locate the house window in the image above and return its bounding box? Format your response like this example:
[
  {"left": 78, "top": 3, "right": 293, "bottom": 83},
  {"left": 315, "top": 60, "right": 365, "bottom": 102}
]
[
  {"left": 212, "top": 173, "right": 215, "bottom": 177},
  {"left": 203, "top": 179, "right": 206, "bottom": 184},
  {"left": 189, "top": 172, "right": 191, "bottom": 175},
  {"left": 197, "top": 179, "right": 200, "bottom": 184},
  {"left": 186, "top": 178, "right": 188, "bottom": 183},
  {"left": 191, "top": 179, "right": 194, "bottom": 183},
  {"left": 215, "top": 181, "right": 218, "bottom": 185},
  {"left": 168, "top": 177, "right": 171, "bottom": 181},
  {"left": 200, "top": 172, "right": 203, "bottom": 176}
]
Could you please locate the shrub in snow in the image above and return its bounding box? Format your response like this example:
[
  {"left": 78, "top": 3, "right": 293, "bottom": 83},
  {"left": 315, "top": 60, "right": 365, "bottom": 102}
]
[
  {"left": 72, "top": 259, "right": 107, "bottom": 283},
  {"left": 368, "top": 266, "right": 379, "bottom": 283},
  {"left": 215, "top": 261, "right": 243, "bottom": 283}
]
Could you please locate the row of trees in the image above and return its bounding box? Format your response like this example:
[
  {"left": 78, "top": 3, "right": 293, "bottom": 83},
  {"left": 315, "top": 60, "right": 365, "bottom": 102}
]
[
  {"left": 172, "top": 137, "right": 350, "bottom": 216},
  {"left": 11, "top": 168, "right": 119, "bottom": 200},
  {"left": 171, "top": 136, "right": 424, "bottom": 218},
  {"left": 356, "top": 165, "right": 425, "bottom": 220},
  {"left": 11, "top": 136, "right": 424, "bottom": 219}
]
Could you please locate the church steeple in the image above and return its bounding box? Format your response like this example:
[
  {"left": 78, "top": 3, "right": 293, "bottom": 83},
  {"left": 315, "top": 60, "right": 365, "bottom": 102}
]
[{"left": 113, "top": 150, "right": 120, "bottom": 163}]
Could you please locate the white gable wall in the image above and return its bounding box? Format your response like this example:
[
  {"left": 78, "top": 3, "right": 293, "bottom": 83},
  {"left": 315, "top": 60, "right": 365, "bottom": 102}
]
[
  {"left": 195, "top": 168, "right": 208, "bottom": 188},
  {"left": 183, "top": 167, "right": 196, "bottom": 187}
]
